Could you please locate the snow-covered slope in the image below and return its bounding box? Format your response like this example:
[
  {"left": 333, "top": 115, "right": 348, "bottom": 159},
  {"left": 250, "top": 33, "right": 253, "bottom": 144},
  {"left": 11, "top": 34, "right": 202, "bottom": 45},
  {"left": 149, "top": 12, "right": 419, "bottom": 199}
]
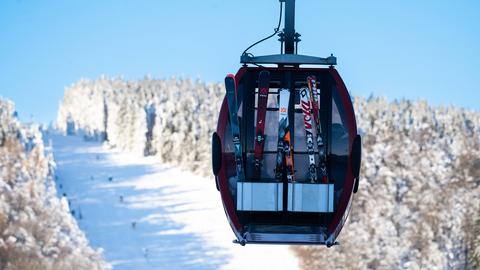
[
  {"left": 47, "top": 133, "right": 299, "bottom": 270},
  {"left": 0, "top": 97, "right": 108, "bottom": 270}
]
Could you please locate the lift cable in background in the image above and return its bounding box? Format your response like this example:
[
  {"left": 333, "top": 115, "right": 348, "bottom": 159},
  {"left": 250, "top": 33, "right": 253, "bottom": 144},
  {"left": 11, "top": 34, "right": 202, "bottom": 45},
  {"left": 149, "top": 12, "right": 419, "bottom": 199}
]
[{"left": 241, "top": 1, "right": 283, "bottom": 58}]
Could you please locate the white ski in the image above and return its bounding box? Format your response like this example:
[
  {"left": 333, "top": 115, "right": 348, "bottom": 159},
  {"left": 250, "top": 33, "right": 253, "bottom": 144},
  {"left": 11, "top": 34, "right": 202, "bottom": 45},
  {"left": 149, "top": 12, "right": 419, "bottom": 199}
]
[{"left": 300, "top": 87, "right": 317, "bottom": 183}]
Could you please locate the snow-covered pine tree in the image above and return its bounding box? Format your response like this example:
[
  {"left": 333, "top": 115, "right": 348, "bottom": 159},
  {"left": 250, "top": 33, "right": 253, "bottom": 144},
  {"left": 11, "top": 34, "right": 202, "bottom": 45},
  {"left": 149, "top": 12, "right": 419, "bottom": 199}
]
[
  {"left": 57, "top": 76, "right": 223, "bottom": 175},
  {"left": 0, "top": 97, "right": 109, "bottom": 270},
  {"left": 468, "top": 210, "right": 480, "bottom": 269},
  {"left": 294, "top": 96, "right": 480, "bottom": 269}
]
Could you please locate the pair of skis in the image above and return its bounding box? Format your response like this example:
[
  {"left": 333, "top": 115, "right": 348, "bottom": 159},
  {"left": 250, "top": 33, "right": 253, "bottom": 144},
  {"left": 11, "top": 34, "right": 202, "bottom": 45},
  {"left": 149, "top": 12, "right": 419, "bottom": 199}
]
[
  {"left": 275, "top": 88, "right": 295, "bottom": 182},
  {"left": 225, "top": 71, "right": 272, "bottom": 182},
  {"left": 251, "top": 70, "right": 296, "bottom": 182},
  {"left": 252, "top": 71, "right": 295, "bottom": 182},
  {"left": 302, "top": 76, "right": 328, "bottom": 183},
  {"left": 225, "top": 74, "right": 246, "bottom": 182},
  {"left": 277, "top": 76, "right": 328, "bottom": 184},
  {"left": 225, "top": 71, "right": 294, "bottom": 182}
]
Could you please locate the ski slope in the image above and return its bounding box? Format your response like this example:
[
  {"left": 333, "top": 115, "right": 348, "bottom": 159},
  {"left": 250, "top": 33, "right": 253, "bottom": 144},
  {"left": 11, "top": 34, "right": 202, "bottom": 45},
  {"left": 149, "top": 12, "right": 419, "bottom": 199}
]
[{"left": 45, "top": 133, "right": 299, "bottom": 270}]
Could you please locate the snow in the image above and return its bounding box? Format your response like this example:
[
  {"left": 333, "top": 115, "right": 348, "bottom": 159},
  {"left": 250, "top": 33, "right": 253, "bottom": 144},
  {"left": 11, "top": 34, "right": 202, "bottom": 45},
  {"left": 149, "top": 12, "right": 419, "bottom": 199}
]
[{"left": 47, "top": 133, "right": 299, "bottom": 270}]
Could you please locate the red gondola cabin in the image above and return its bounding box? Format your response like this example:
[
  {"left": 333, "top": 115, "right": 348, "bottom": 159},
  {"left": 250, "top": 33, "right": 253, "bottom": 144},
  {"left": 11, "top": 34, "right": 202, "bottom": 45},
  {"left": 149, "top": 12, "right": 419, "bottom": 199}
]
[{"left": 212, "top": 0, "right": 361, "bottom": 246}]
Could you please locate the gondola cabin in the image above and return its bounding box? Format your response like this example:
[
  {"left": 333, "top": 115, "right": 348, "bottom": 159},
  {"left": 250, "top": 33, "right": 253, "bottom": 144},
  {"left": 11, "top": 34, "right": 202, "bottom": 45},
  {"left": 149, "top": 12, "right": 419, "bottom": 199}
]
[{"left": 212, "top": 0, "right": 361, "bottom": 246}]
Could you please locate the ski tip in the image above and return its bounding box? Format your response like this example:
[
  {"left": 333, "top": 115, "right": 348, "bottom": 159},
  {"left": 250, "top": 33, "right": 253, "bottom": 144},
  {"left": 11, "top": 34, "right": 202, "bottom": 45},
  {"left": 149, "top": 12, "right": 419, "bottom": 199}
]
[
  {"left": 225, "top": 74, "right": 236, "bottom": 91},
  {"left": 225, "top": 74, "right": 236, "bottom": 85}
]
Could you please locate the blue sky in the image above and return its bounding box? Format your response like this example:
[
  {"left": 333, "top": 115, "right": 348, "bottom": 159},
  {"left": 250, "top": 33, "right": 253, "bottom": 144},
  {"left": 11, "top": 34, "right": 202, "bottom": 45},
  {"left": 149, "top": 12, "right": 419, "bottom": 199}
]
[{"left": 0, "top": 0, "right": 479, "bottom": 123}]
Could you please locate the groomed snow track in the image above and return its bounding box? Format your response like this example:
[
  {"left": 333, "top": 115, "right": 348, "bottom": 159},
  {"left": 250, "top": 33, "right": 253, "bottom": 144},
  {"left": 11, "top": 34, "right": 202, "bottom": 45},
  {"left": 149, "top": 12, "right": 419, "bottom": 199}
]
[{"left": 46, "top": 133, "right": 299, "bottom": 270}]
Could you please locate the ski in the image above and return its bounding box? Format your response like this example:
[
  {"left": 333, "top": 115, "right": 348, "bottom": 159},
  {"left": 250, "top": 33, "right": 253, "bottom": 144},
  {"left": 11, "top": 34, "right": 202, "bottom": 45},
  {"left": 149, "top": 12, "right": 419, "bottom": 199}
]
[
  {"left": 300, "top": 87, "right": 317, "bottom": 183},
  {"left": 275, "top": 88, "right": 295, "bottom": 182},
  {"left": 225, "top": 74, "right": 245, "bottom": 182},
  {"left": 253, "top": 70, "right": 270, "bottom": 179},
  {"left": 307, "top": 76, "right": 328, "bottom": 183},
  {"left": 307, "top": 76, "right": 321, "bottom": 136},
  {"left": 275, "top": 89, "right": 287, "bottom": 180},
  {"left": 284, "top": 122, "right": 295, "bottom": 182}
]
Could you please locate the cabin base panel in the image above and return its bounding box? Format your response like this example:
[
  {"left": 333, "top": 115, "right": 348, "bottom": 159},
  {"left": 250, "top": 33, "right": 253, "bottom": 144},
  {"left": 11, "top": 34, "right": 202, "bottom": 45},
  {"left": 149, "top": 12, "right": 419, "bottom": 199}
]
[
  {"left": 237, "top": 182, "right": 283, "bottom": 211},
  {"left": 287, "top": 183, "right": 334, "bottom": 212}
]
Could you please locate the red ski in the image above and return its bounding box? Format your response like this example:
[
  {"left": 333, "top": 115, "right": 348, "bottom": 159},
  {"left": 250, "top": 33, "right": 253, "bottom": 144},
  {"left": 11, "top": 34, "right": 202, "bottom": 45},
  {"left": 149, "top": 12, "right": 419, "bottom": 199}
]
[{"left": 253, "top": 70, "right": 270, "bottom": 179}]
